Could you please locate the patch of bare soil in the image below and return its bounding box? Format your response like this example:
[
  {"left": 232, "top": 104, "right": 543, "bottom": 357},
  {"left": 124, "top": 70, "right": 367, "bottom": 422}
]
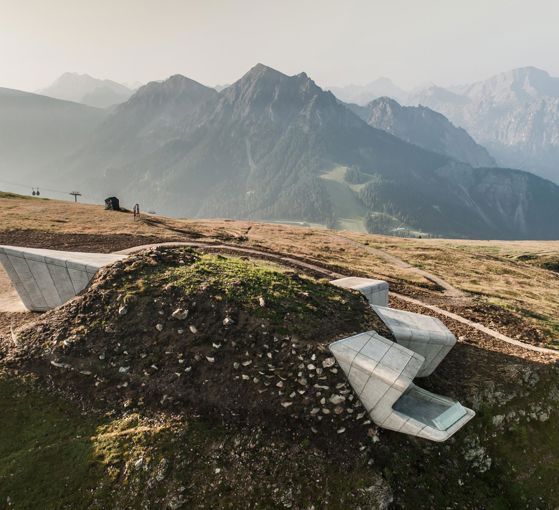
[{"left": 0, "top": 230, "right": 178, "bottom": 254}]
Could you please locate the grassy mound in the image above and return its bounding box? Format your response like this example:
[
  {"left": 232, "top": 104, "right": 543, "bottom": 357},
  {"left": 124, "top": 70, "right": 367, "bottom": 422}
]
[{"left": 6, "top": 248, "right": 389, "bottom": 443}]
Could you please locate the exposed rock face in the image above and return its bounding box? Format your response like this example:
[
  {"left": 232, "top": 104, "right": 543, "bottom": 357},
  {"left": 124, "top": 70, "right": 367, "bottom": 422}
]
[
  {"left": 351, "top": 97, "right": 496, "bottom": 167},
  {"left": 409, "top": 67, "right": 559, "bottom": 183}
]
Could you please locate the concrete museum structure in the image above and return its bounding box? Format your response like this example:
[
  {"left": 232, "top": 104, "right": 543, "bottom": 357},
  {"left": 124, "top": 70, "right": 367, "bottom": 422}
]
[{"left": 0, "top": 245, "right": 474, "bottom": 441}]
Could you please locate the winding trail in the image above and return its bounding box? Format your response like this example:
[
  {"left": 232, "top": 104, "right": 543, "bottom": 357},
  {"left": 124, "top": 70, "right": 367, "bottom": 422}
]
[
  {"left": 117, "top": 241, "right": 559, "bottom": 356},
  {"left": 333, "top": 234, "right": 466, "bottom": 299}
]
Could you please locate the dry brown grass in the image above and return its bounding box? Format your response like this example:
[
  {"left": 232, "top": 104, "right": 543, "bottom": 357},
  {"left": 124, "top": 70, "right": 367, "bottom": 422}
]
[
  {"left": 343, "top": 232, "right": 559, "bottom": 338},
  {"left": 1, "top": 192, "right": 558, "bottom": 338}
]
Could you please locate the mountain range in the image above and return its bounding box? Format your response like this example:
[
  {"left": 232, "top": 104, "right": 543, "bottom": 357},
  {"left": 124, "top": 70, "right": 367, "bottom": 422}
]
[
  {"left": 347, "top": 97, "right": 496, "bottom": 167},
  {"left": 38, "top": 73, "right": 136, "bottom": 108},
  {"left": 50, "top": 64, "right": 558, "bottom": 240},
  {"left": 408, "top": 67, "right": 559, "bottom": 183},
  {"left": 1, "top": 64, "right": 558, "bottom": 239}
]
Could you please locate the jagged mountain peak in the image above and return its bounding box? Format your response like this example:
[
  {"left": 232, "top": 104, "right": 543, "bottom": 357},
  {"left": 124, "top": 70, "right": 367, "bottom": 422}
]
[
  {"left": 230, "top": 63, "right": 319, "bottom": 92},
  {"left": 464, "top": 66, "right": 559, "bottom": 103},
  {"left": 354, "top": 96, "right": 496, "bottom": 168},
  {"left": 119, "top": 74, "right": 217, "bottom": 112},
  {"left": 217, "top": 63, "right": 332, "bottom": 118},
  {"left": 38, "top": 72, "right": 133, "bottom": 108},
  {"left": 242, "top": 63, "right": 288, "bottom": 79},
  {"left": 367, "top": 96, "right": 401, "bottom": 109}
]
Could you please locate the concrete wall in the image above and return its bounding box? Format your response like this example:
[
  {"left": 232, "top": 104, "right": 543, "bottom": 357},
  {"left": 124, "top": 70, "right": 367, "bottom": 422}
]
[
  {"left": 372, "top": 305, "right": 456, "bottom": 377},
  {"left": 331, "top": 277, "right": 389, "bottom": 306},
  {"left": 0, "top": 246, "right": 126, "bottom": 312},
  {"left": 330, "top": 331, "right": 474, "bottom": 441}
]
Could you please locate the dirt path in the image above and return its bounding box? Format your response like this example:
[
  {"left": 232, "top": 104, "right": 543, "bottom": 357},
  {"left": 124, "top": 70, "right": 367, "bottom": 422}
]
[
  {"left": 333, "top": 234, "right": 467, "bottom": 300},
  {"left": 118, "top": 241, "right": 559, "bottom": 356}
]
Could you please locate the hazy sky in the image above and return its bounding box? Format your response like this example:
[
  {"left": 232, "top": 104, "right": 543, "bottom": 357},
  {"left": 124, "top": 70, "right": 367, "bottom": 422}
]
[{"left": 1, "top": 0, "right": 558, "bottom": 92}]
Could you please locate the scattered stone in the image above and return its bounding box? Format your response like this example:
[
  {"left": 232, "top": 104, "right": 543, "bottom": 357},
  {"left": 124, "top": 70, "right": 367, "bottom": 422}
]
[
  {"left": 281, "top": 402, "right": 293, "bottom": 408},
  {"left": 329, "top": 394, "right": 345, "bottom": 405},
  {"left": 171, "top": 308, "right": 189, "bottom": 320},
  {"left": 155, "top": 323, "right": 164, "bottom": 332},
  {"left": 50, "top": 360, "right": 72, "bottom": 369},
  {"left": 119, "top": 366, "right": 130, "bottom": 374},
  {"left": 189, "top": 325, "right": 198, "bottom": 334},
  {"left": 492, "top": 415, "right": 505, "bottom": 427},
  {"left": 118, "top": 305, "right": 128, "bottom": 316},
  {"left": 155, "top": 458, "right": 169, "bottom": 482},
  {"left": 322, "top": 357, "right": 335, "bottom": 368}
]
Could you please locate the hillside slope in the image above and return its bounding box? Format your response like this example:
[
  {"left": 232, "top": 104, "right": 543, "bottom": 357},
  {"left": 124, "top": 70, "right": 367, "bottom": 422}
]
[{"left": 0, "top": 88, "right": 107, "bottom": 185}]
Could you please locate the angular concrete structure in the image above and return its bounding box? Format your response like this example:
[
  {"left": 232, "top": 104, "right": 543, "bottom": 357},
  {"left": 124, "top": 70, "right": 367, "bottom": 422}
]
[
  {"left": 331, "top": 277, "right": 389, "bottom": 306},
  {"left": 372, "top": 305, "right": 456, "bottom": 377},
  {"left": 330, "top": 331, "right": 474, "bottom": 441},
  {"left": 0, "top": 246, "right": 126, "bottom": 312}
]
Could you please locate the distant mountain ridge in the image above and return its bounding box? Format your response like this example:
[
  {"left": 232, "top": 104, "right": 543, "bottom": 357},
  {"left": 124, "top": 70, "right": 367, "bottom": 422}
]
[
  {"left": 329, "top": 78, "right": 407, "bottom": 105},
  {"left": 0, "top": 87, "right": 107, "bottom": 185},
  {"left": 38, "top": 73, "right": 135, "bottom": 108},
  {"left": 349, "top": 97, "right": 496, "bottom": 167},
  {"left": 55, "top": 64, "right": 559, "bottom": 240},
  {"left": 408, "top": 67, "right": 559, "bottom": 183}
]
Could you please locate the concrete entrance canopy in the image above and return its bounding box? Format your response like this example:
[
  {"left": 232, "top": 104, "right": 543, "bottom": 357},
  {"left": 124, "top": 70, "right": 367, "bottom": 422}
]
[
  {"left": 331, "top": 277, "right": 389, "bottom": 306},
  {"left": 329, "top": 331, "right": 474, "bottom": 441},
  {"left": 0, "top": 246, "right": 126, "bottom": 312},
  {"left": 372, "top": 305, "right": 456, "bottom": 377}
]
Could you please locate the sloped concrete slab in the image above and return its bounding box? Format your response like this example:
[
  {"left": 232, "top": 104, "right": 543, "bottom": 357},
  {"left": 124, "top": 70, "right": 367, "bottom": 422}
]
[
  {"left": 330, "top": 331, "right": 474, "bottom": 441},
  {"left": 331, "top": 277, "right": 389, "bottom": 306},
  {"left": 372, "top": 305, "right": 456, "bottom": 377},
  {"left": 0, "top": 246, "right": 126, "bottom": 312}
]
